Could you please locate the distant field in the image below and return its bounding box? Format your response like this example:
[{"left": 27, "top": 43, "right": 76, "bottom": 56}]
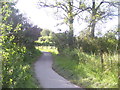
[{"left": 35, "top": 46, "right": 58, "bottom": 54}]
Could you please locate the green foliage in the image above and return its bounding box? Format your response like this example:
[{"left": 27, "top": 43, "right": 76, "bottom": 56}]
[
  {"left": 76, "top": 37, "right": 97, "bottom": 53},
  {"left": 41, "top": 29, "right": 54, "bottom": 36},
  {"left": 36, "top": 46, "right": 58, "bottom": 54},
  {"left": 76, "top": 34, "right": 118, "bottom": 54},
  {"left": 52, "top": 31, "right": 70, "bottom": 53},
  {"left": 36, "top": 36, "right": 54, "bottom": 46},
  {"left": 21, "top": 25, "right": 41, "bottom": 49},
  {"left": 1, "top": 2, "right": 41, "bottom": 88},
  {"left": 2, "top": 45, "right": 41, "bottom": 88},
  {"left": 52, "top": 49, "right": 118, "bottom": 88},
  {"left": 36, "top": 29, "right": 55, "bottom": 46},
  {"left": 39, "top": 30, "right": 75, "bottom": 51},
  {"left": 3, "top": 3, "right": 42, "bottom": 49},
  {"left": 37, "top": 0, "right": 118, "bottom": 88}
]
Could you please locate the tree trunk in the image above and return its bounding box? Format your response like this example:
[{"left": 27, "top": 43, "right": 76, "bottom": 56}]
[
  {"left": 68, "top": 19, "right": 74, "bottom": 49},
  {"left": 91, "top": 21, "right": 96, "bottom": 37},
  {"left": 68, "top": 0, "right": 74, "bottom": 49},
  {"left": 90, "top": 0, "right": 103, "bottom": 38},
  {"left": 90, "top": 0, "right": 96, "bottom": 38}
]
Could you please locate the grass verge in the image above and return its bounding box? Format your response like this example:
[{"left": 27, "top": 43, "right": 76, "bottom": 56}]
[
  {"left": 34, "top": 46, "right": 118, "bottom": 88},
  {"left": 52, "top": 52, "right": 118, "bottom": 88}
]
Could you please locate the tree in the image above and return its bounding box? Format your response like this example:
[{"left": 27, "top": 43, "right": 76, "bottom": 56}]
[
  {"left": 20, "top": 24, "right": 42, "bottom": 49},
  {"left": 41, "top": 29, "right": 51, "bottom": 36},
  {"left": 81, "top": 0, "right": 119, "bottom": 37},
  {"left": 38, "top": 0, "right": 90, "bottom": 48},
  {"left": 4, "top": 4, "right": 42, "bottom": 49},
  {"left": 1, "top": 2, "right": 42, "bottom": 87},
  {"left": 52, "top": 31, "right": 69, "bottom": 53}
]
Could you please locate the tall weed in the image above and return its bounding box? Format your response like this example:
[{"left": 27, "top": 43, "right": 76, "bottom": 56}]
[{"left": 53, "top": 48, "right": 118, "bottom": 88}]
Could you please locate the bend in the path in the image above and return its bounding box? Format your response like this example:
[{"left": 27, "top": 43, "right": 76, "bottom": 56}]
[{"left": 34, "top": 52, "right": 81, "bottom": 88}]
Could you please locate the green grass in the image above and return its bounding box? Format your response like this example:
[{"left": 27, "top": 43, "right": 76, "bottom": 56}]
[
  {"left": 34, "top": 46, "right": 118, "bottom": 88},
  {"left": 35, "top": 46, "right": 58, "bottom": 54},
  {"left": 52, "top": 51, "right": 118, "bottom": 88}
]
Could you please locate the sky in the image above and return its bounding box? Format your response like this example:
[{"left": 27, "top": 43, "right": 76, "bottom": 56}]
[{"left": 15, "top": 0, "right": 118, "bottom": 36}]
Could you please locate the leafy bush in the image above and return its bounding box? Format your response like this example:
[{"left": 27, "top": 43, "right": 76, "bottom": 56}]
[
  {"left": 76, "top": 36, "right": 118, "bottom": 54},
  {"left": 1, "top": 2, "right": 41, "bottom": 88},
  {"left": 52, "top": 32, "right": 70, "bottom": 53},
  {"left": 36, "top": 36, "right": 54, "bottom": 46}
]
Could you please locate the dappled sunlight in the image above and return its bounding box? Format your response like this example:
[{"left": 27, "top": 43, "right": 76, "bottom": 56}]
[
  {"left": 36, "top": 46, "right": 59, "bottom": 54},
  {"left": 1, "top": 0, "right": 118, "bottom": 88}
]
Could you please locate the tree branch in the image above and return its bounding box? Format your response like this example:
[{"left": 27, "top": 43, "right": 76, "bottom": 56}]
[
  {"left": 74, "top": 7, "right": 91, "bottom": 16},
  {"left": 103, "top": 1, "right": 120, "bottom": 7},
  {"left": 38, "top": 2, "right": 68, "bottom": 13},
  {"left": 95, "top": 1, "right": 104, "bottom": 11}
]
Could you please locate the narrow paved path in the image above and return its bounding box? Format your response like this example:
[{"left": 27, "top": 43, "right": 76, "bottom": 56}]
[{"left": 34, "top": 52, "right": 81, "bottom": 88}]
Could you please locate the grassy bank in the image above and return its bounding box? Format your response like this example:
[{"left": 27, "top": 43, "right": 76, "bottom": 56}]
[
  {"left": 34, "top": 46, "right": 118, "bottom": 88},
  {"left": 52, "top": 51, "right": 118, "bottom": 88},
  {"left": 16, "top": 49, "right": 42, "bottom": 88}
]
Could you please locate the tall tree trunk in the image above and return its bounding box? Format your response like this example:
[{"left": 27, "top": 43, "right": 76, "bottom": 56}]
[
  {"left": 90, "top": 0, "right": 104, "bottom": 38},
  {"left": 91, "top": 20, "right": 96, "bottom": 37},
  {"left": 68, "top": 17, "right": 74, "bottom": 49},
  {"left": 68, "top": 0, "right": 74, "bottom": 49},
  {"left": 90, "top": 0, "right": 96, "bottom": 38}
]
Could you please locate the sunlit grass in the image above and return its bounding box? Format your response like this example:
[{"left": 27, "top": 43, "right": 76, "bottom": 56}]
[
  {"left": 52, "top": 51, "right": 118, "bottom": 88},
  {"left": 35, "top": 46, "right": 58, "bottom": 54},
  {"left": 34, "top": 46, "right": 118, "bottom": 88}
]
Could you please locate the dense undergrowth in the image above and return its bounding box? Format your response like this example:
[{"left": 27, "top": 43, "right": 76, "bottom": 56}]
[
  {"left": 1, "top": 1, "right": 118, "bottom": 88},
  {"left": 52, "top": 49, "right": 118, "bottom": 88},
  {"left": 1, "top": 2, "right": 42, "bottom": 88},
  {"left": 2, "top": 46, "right": 41, "bottom": 88},
  {"left": 38, "top": 46, "right": 118, "bottom": 88}
]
